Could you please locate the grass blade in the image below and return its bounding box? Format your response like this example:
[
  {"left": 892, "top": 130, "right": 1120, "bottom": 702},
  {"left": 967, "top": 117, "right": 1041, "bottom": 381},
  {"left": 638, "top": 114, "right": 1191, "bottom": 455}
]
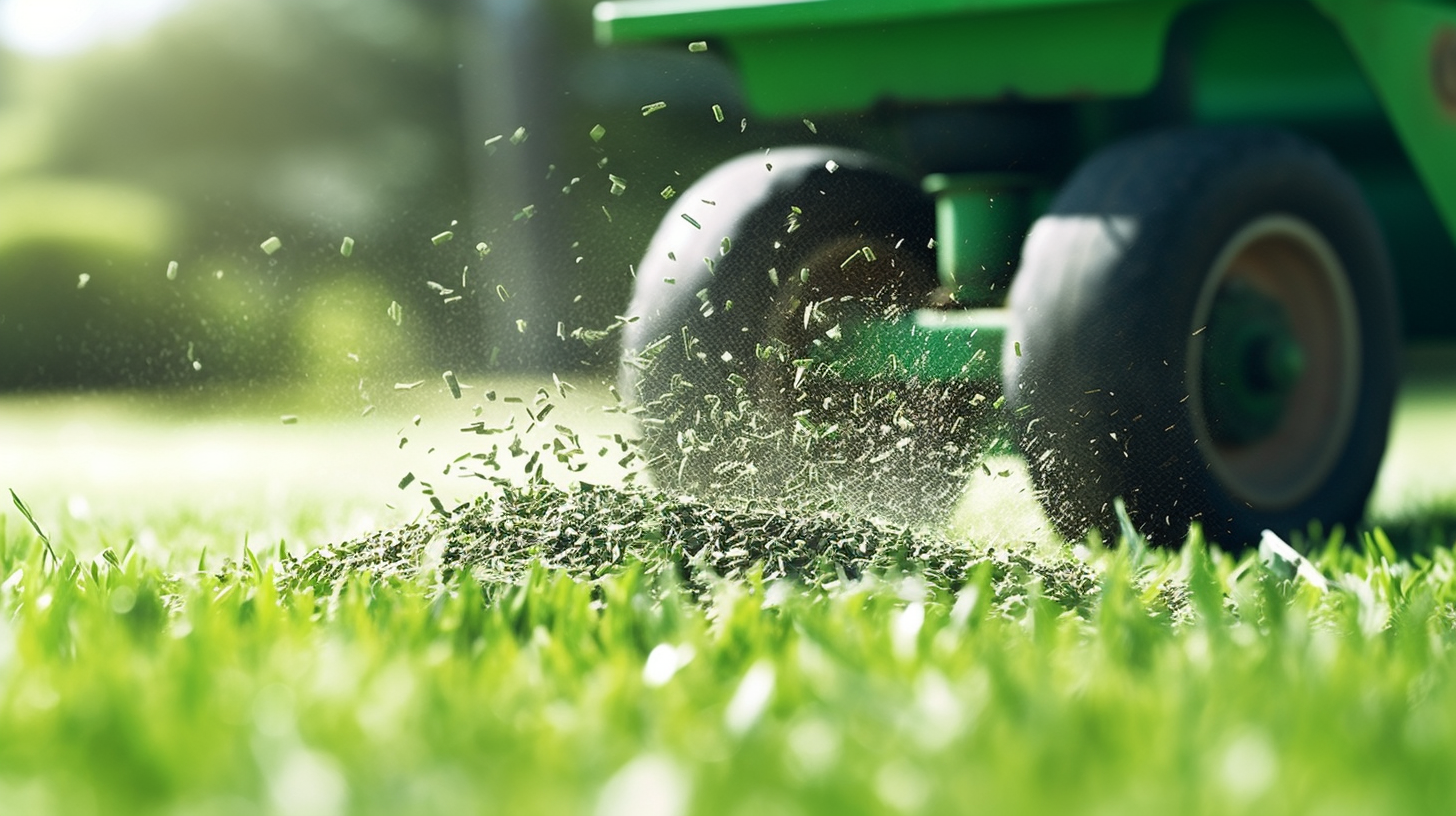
[{"left": 9, "top": 488, "right": 57, "bottom": 564}]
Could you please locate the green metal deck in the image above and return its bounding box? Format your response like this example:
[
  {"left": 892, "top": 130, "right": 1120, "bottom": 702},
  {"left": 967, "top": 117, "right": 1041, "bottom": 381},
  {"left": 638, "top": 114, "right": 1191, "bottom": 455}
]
[{"left": 596, "top": 0, "right": 1456, "bottom": 248}]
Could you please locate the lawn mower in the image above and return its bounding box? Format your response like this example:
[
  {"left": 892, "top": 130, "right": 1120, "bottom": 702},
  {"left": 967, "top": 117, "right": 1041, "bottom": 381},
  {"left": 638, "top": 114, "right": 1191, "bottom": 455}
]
[{"left": 594, "top": 0, "right": 1456, "bottom": 547}]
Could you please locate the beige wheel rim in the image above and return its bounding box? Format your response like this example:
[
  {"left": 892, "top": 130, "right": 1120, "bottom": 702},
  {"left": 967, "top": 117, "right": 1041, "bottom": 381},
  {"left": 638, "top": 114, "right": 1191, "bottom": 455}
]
[{"left": 1185, "top": 214, "right": 1360, "bottom": 510}]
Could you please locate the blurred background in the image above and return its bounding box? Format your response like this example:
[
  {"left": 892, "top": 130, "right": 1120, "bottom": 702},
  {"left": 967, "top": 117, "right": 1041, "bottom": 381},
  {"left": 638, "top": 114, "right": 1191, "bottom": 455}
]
[
  {"left": 0, "top": 0, "right": 1451, "bottom": 547},
  {"left": 0, "top": 0, "right": 834, "bottom": 540},
  {"left": 0, "top": 0, "right": 818, "bottom": 395}
]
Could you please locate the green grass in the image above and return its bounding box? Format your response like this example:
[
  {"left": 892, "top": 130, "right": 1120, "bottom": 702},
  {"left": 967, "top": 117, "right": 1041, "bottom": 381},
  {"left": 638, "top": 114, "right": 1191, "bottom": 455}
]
[
  {"left": 1, "top": 480, "right": 1455, "bottom": 816},
  {"left": 0, "top": 360, "right": 1452, "bottom": 815}
]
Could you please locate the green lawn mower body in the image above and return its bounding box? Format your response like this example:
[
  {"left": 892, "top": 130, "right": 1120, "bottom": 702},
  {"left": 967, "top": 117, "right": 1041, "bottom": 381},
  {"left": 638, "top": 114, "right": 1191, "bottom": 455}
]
[{"left": 596, "top": 0, "right": 1456, "bottom": 547}]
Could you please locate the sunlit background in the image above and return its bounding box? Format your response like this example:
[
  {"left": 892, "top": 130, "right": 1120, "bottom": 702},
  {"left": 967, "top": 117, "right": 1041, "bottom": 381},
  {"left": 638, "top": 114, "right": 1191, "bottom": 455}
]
[
  {"left": 0, "top": 0, "right": 773, "bottom": 392},
  {"left": 0, "top": 0, "right": 1451, "bottom": 548},
  {"left": 0, "top": 0, "right": 187, "bottom": 56},
  {"left": 0, "top": 0, "right": 795, "bottom": 540}
]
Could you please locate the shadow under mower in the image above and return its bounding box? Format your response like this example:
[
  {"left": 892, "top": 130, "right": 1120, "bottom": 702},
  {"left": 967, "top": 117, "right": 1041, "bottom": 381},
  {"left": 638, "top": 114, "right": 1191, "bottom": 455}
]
[{"left": 595, "top": 0, "right": 1456, "bottom": 549}]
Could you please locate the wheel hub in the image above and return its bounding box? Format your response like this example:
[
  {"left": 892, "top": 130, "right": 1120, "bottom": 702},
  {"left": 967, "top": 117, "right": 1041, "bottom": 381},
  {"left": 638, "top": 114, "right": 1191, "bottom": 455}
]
[
  {"left": 1202, "top": 280, "right": 1307, "bottom": 446},
  {"left": 1187, "top": 215, "right": 1360, "bottom": 510}
]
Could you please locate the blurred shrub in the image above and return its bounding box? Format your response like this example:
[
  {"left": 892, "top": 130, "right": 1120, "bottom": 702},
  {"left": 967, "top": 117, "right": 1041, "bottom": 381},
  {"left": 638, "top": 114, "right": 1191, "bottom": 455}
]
[
  {"left": 0, "top": 0, "right": 467, "bottom": 391},
  {"left": 288, "top": 271, "right": 426, "bottom": 395},
  {"left": 0, "top": 179, "right": 190, "bottom": 387}
]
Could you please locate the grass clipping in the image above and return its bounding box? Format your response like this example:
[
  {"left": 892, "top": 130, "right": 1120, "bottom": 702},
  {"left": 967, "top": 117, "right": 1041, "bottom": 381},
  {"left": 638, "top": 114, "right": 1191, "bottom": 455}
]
[{"left": 298, "top": 482, "right": 1108, "bottom": 610}]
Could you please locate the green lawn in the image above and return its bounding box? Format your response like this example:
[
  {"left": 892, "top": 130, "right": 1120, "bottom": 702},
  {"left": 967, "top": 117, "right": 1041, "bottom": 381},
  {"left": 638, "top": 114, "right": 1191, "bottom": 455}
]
[{"left": 0, "top": 353, "right": 1452, "bottom": 815}]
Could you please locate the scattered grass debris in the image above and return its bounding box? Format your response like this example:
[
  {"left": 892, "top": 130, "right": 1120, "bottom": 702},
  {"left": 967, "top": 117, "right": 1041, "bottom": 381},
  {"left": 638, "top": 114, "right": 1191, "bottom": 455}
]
[{"left": 297, "top": 483, "right": 1107, "bottom": 614}]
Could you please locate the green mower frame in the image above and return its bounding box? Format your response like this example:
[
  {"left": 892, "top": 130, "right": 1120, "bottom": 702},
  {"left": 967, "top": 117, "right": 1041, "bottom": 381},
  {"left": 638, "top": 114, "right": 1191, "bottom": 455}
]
[{"left": 596, "top": 0, "right": 1456, "bottom": 547}]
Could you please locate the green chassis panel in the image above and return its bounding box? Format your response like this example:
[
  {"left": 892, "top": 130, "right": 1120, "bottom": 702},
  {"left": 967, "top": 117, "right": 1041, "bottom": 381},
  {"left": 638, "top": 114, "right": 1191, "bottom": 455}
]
[
  {"left": 813, "top": 308, "right": 1007, "bottom": 383},
  {"left": 597, "top": 0, "right": 1456, "bottom": 250},
  {"left": 1314, "top": 0, "right": 1456, "bottom": 251},
  {"left": 596, "top": 0, "right": 1188, "bottom": 113}
]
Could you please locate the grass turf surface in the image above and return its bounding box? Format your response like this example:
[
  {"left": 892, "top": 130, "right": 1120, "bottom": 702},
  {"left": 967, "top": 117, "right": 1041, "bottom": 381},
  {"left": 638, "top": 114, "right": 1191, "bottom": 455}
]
[
  {"left": 0, "top": 358, "right": 1453, "bottom": 815},
  {"left": 3, "top": 489, "right": 1456, "bottom": 815}
]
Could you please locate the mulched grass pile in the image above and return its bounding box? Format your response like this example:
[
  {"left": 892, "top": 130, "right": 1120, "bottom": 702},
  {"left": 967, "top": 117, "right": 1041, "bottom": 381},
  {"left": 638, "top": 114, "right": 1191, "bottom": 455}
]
[{"left": 292, "top": 481, "right": 1184, "bottom": 620}]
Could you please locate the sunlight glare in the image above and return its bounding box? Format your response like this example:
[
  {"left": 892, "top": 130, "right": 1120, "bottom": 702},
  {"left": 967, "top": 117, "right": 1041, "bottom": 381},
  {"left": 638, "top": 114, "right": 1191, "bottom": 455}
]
[{"left": 0, "top": 0, "right": 189, "bottom": 56}]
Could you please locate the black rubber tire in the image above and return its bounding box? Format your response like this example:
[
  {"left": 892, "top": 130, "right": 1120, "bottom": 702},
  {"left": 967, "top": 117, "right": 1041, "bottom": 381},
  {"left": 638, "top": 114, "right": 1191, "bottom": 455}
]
[
  {"left": 621, "top": 147, "right": 979, "bottom": 525},
  {"left": 1004, "top": 127, "right": 1400, "bottom": 548}
]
